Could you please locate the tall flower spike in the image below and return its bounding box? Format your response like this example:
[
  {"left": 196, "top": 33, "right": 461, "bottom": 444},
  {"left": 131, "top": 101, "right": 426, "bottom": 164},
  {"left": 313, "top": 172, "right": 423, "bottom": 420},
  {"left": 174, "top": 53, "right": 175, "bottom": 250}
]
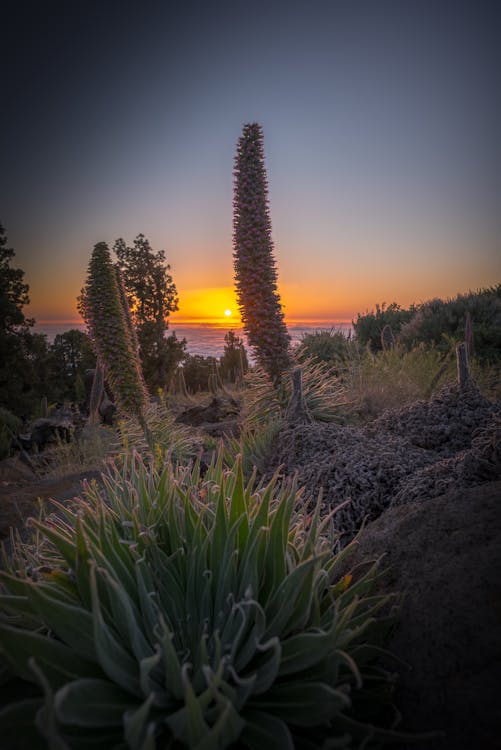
[
  {"left": 81, "top": 242, "right": 148, "bottom": 418},
  {"left": 233, "top": 123, "right": 291, "bottom": 383}
]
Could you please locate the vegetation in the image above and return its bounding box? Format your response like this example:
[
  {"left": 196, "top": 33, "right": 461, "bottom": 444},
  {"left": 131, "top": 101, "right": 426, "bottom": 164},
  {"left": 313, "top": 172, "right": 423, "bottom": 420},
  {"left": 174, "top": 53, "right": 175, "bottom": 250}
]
[
  {"left": 47, "top": 330, "right": 96, "bottom": 403},
  {"left": 352, "top": 303, "right": 414, "bottom": 353},
  {"left": 115, "top": 235, "right": 185, "bottom": 393},
  {"left": 0, "top": 454, "right": 402, "bottom": 749},
  {"left": 219, "top": 330, "right": 249, "bottom": 384},
  {"left": 79, "top": 242, "right": 148, "bottom": 419},
  {"left": 233, "top": 123, "right": 291, "bottom": 383},
  {"left": 354, "top": 286, "right": 501, "bottom": 362},
  {"left": 0, "top": 224, "right": 51, "bottom": 416},
  {"left": 181, "top": 354, "right": 219, "bottom": 393}
]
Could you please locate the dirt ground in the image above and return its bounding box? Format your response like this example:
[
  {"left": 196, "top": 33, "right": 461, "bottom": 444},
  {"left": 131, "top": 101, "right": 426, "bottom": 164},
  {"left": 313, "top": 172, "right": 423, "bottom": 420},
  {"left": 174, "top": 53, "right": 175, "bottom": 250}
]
[{"left": 0, "top": 457, "right": 101, "bottom": 540}]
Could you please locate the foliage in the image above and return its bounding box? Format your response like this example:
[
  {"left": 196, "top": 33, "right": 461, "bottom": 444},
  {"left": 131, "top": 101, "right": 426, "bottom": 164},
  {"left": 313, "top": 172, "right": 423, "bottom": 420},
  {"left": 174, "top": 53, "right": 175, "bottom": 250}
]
[
  {"left": 233, "top": 123, "right": 291, "bottom": 383},
  {"left": 0, "top": 407, "right": 22, "bottom": 460},
  {"left": 354, "top": 287, "right": 501, "bottom": 362},
  {"left": 0, "top": 223, "right": 32, "bottom": 336},
  {"left": 0, "top": 224, "right": 53, "bottom": 416},
  {"left": 224, "top": 418, "right": 284, "bottom": 477},
  {"left": 243, "top": 357, "right": 348, "bottom": 428},
  {"left": 181, "top": 354, "right": 218, "bottom": 393},
  {"left": 398, "top": 285, "right": 501, "bottom": 362},
  {"left": 36, "top": 424, "right": 115, "bottom": 478},
  {"left": 219, "top": 330, "right": 249, "bottom": 384},
  {"left": 79, "top": 242, "right": 149, "bottom": 418},
  {"left": 115, "top": 235, "right": 183, "bottom": 392},
  {"left": 0, "top": 453, "right": 403, "bottom": 749},
  {"left": 340, "top": 344, "right": 456, "bottom": 422},
  {"left": 352, "top": 303, "right": 414, "bottom": 352},
  {"left": 116, "top": 401, "right": 202, "bottom": 467},
  {"left": 296, "top": 329, "right": 353, "bottom": 371},
  {"left": 47, "top": 330, "right": 96, "bottom": 403}
]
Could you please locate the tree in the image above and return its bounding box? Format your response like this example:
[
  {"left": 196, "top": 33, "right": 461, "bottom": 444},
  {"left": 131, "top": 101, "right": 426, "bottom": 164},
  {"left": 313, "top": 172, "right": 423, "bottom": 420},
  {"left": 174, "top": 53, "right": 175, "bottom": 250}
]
[
  {"left": 0, "top": 223, "right": 32, "bottom": 335},
  {"left": 114, "top": 234, "right": 184, "bottom": 391},
  {"left": 79, "top": 242, "right": 148, "bottom": 418},
  {"left": 219, "top": 330, "right": 248, "bottom": 383},
  {"left": 181, "top": 355, "right": 218, "bottom": 393},
  {"left": 0, "top": 223, "right": 50, "bottom": 415},
  {"left": 48, "top": 329, "right": 96, "bottom": 402},
  {"left": 233, "top": 123, "right": 291, "bottom": 383}
]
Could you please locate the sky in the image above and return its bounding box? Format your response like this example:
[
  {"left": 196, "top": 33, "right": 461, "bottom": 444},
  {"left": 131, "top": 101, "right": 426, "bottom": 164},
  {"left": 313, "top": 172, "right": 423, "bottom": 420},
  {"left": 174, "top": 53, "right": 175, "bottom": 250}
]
[{"left": 2, "top": 0, "right": 500, "bottom": 325}]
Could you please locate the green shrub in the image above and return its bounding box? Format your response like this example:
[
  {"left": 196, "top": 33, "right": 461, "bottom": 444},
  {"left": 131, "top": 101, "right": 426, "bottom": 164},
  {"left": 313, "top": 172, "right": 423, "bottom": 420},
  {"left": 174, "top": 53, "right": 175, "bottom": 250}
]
[
  {"left": 0, "top": 454, "right": 404, "bottom": 749},
  {"left": 355, "top": 286, "right": 501, "bottom": 361},
  {"left": 296, "top": 329, "right": 353, "bottom": 369},
  {"left": 341, "top": 343, "right": 455, "bottom": 422},
  {"left": 116, "top": 401, "right": 202, "bottom": 467},
  {"left": 399, "top": 286, "right": 501, "bottom": 362},
  {"left": 0, "top": 407, "right": 22, "bottom": 459},
  {"left": 353, "top": 303, "right": 414, "bottom": 352}
]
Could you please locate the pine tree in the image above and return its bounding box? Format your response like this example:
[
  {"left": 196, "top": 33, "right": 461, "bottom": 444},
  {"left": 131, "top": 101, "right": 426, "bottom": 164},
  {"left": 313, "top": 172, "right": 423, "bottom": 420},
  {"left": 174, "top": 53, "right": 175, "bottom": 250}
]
[{"left": 233, "top": 123, "right": 291, "bottom": 383}]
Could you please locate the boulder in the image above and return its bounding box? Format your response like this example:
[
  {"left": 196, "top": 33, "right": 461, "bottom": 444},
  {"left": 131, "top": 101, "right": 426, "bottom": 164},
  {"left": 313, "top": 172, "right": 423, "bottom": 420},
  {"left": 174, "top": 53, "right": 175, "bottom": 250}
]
[{"left": 342, "top": 481, "right": 501, "bottom": 750}]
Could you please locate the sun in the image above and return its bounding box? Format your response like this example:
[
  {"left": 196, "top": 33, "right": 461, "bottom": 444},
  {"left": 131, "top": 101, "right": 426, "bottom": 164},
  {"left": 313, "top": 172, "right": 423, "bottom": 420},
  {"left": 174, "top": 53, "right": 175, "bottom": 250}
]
[{"left": 224, "top": 309, "right": 232, "bottom": 317}]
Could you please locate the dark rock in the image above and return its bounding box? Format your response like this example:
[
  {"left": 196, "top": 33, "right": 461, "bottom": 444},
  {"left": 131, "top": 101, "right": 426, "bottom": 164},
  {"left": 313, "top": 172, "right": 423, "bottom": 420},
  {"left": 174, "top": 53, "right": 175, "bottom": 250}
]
[
  {"left": 19, "top": 417, "right": 73, "bottom": 452},
  {"left": 99, "top": 398, "right": 116, "bottom": 425},
  {"left": 340, "top": 481, "right": 501, "bottom": 750},
  {"left": 175, "top": 397, "right": 240, "bottom": 428}
]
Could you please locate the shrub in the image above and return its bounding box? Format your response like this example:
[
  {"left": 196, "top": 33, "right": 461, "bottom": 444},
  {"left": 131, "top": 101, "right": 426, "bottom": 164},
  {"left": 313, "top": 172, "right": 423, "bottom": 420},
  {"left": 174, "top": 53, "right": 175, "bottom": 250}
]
[
  {"left": 0, "top": 454, "right": 404, "bottom": 749},
  {"left": 353, "top": 303, "right": 414, "bottom": 352},
  {"left": 399, "top": 286, "right": 501, "bottom": 362},
  {"left": 243, "top": 357, "right": 348, "bottom": 428},
  {"left": 0, "top": 407, "right": 22, "bottom": 460},
  {"left": 342, "top": 344, "right": 455, "bottom": 422},
  {"left": 296, "top": 329, "right": 353, "bottom": 370}
]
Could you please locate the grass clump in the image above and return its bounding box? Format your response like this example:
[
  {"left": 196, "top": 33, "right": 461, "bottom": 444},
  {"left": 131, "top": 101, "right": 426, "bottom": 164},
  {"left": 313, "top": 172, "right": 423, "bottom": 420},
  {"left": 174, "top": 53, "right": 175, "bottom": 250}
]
[{"left": 0, "top": 453, "right": 404, "bottom": 749}]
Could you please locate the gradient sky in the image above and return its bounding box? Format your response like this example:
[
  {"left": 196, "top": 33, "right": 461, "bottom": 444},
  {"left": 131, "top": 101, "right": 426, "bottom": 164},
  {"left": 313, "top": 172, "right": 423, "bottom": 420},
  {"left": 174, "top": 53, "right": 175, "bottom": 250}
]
[{"left": 2, "top": 0, "right": 500, "bottom": 324}]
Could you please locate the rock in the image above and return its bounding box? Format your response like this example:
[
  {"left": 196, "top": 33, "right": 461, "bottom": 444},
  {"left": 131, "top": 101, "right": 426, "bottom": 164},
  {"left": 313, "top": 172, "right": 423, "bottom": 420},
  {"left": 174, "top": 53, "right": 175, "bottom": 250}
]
[
  {"left": 265, "top": 382, "right": 500, "bottom": 545},
  {"left": 19, "top": 416, "right": 73, "bottom": 452},
  {"left": 341, "top": 481, "right": 501, "bottom": 750},
  {"left": 175, "top": 396, "right": 240, "bottom": 428},
  {"left": 99, "top": 398, "right": 116, "bottom": 425}
]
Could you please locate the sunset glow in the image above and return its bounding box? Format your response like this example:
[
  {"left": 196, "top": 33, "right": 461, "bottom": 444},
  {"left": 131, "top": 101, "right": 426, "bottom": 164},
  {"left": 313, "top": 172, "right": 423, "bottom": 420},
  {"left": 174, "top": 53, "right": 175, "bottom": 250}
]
[{"left": 3, "top": 1, "right": 499, "bottom": 329}]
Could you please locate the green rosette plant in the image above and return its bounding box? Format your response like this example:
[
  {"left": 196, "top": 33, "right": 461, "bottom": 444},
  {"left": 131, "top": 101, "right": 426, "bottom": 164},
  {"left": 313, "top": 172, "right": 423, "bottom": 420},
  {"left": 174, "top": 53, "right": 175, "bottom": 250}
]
[
  {"left": 0, "top": 455, "right": 407, "bottom": 749},
  {"left": 79, "top": 242, "right": 148, "bottom": 419}
]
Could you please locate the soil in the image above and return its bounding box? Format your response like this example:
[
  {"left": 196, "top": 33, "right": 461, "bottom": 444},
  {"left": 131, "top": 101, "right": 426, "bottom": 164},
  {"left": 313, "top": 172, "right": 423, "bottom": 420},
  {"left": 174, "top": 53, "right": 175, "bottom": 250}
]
[{"left": 0, "top": 457, "right": 101, "bottom": 541}]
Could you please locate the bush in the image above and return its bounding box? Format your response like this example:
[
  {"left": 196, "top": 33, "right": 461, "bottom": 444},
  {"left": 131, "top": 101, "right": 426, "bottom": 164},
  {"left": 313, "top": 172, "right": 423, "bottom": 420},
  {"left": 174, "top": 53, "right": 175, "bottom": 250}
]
[
  {"left": 0, "top": 454, "right": 404, "bottom": 749},
  {"left": 296, "top": 329, "right": 353, "bottom": 370},
  {"left": 355, "top": 286, "right": 501, "bottom": 362},
  {"left": 341, "top": 344, "right": 455, "bottom": 422},
  {"left": 243, "top": 357, "right": 347, "bottom": 428},
  {"left": 0, "top": 407, "right": 22, "bottom": 459},
  {"left": 399, "top": 286, "right": 501, "bottom": 362},
  {"left": 353, "top": 303, "right": 414, "bottom": 352}
]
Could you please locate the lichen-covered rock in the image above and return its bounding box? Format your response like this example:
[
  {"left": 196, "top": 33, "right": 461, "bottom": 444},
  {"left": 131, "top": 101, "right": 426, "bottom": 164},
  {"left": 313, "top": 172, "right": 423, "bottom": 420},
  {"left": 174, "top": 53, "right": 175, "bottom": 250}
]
[
  {"left": 265, "top": 382, "right": 500, "bottom": 545},
  {"left": 368, "top": 382, "right": 497, "bottom": 455}
]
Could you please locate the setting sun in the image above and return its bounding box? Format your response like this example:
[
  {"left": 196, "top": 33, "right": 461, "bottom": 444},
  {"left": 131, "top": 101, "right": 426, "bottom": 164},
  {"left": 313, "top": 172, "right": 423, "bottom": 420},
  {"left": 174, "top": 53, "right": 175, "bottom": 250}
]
[{"left": 224, "top": 309, "right": 232, "bottom": 317}]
